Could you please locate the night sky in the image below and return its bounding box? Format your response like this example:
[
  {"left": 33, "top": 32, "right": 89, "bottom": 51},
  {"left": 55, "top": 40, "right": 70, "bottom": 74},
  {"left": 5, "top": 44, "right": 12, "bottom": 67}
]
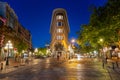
[{"left": 2, "top": 0, "right": 107, "bottom": 48}]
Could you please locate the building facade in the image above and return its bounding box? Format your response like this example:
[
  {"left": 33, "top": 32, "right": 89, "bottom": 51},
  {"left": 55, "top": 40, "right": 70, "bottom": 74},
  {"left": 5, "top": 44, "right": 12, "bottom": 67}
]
[
  {"left": 0, "top": 1, "right": 32, "bottom": 58},
  {"left": 50, "top": 8, "right": 70, "bottom": 56}
]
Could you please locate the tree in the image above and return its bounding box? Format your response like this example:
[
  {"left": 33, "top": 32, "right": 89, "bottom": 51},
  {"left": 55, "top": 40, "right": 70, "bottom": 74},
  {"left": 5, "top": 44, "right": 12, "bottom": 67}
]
[
  {"left": 37, "top": 47, "right": 47, "bottom": 56},
  {"left": 16, "top": 40, "right": 28, "bottom": 54},
  {"left": 77, "top": 0, "right": 120, "bottom": 53}
]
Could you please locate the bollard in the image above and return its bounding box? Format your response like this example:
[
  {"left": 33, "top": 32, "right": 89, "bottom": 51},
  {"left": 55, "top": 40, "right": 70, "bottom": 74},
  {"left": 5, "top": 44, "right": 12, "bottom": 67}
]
[
  {"left": 112, "top": 62, "right": 114, "bottom": 69},
  {"left": 102, "top": 62, "right": 105, "bottom": 68},
  {"left": 116, "top": 61, "right": 119, "bottom": 68},
  {"left": 1, "top": 63, "right": 3, "bottom": 70}
]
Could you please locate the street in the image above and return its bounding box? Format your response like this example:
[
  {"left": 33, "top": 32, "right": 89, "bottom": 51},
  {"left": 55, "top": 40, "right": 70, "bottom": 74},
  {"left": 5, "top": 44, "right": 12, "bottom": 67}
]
[{"left": 0, "top": 58, "right": 120, "bottom": 80}]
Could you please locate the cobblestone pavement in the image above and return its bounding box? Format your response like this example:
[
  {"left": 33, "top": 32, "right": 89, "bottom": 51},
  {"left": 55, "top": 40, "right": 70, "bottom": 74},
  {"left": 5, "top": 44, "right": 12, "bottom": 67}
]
[{"left": 0, "top": 58, "right": 120, "bottom": 80}]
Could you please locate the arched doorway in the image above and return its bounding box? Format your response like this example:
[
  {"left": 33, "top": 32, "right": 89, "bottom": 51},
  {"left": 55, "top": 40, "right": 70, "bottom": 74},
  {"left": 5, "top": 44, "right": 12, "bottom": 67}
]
[{"left": 54, "top": 42, "right": 64, "bottom": 58}]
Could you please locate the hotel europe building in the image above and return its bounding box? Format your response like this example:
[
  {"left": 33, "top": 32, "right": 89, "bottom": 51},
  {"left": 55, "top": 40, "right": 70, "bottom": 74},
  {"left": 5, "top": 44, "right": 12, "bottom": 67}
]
[
  {"left": 50, "top": 8, "right": 70, "bottom": 57},
  {"left": 0, "top": 1, "right": 32, "bottom": 58}
]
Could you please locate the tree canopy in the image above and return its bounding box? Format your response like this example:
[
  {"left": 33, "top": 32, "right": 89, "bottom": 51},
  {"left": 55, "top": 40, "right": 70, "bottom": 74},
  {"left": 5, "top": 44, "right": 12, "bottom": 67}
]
[{"left": 77, "top": 0, "right": 120, "bottom": 53}]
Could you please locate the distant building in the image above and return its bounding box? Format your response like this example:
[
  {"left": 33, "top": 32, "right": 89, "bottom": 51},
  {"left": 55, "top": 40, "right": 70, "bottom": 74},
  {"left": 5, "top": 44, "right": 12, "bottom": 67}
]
[
  {"left": 50, "top": 8, "right": 70, "bottom": 56},
  {"left": 0, "top": 1, "right": 32, "bottom": 55}
]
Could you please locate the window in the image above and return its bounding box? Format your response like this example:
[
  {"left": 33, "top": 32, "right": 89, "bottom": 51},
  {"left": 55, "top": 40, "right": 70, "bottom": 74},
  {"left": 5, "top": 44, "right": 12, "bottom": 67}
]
[
  {"left": 57, "top": 22, "right": 63, "bottom": 27},
  {"left": 56, "top": 15, "right": 63, "bottom": 20},
  {"left": 57, "top": 36, "right": 63, "bottom": 40},
  {"left": 57, "top": 29, "right": 63, "bottom": 33}
]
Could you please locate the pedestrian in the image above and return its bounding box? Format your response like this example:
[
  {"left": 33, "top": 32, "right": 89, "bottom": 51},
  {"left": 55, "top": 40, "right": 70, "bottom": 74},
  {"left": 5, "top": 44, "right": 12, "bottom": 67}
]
[
  {"left": 25, "top": 58, "right": 29, "bottom": 64},
  {"left": 15, "top": 54, "right": 17, "bottom": 62},
  {"left": 57, "top": 53, "right": 60, "bottom": 61},
  {"left": 118, "top": 50, "right": 120, "bottom": 59},
  {"left": 111, "top": 50, "right": 119, "bottom": 69},
  {"left": 102, "top": 52, "right": 107, "bottom": 68}
]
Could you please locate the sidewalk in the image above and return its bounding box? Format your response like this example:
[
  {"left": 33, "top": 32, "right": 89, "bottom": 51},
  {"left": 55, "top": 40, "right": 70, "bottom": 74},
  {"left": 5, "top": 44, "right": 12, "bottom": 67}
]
[
  {"left": 0, "top": 58, "right": 29, "bottom": 74},
  {"left": 91, "top": 58, "right": 120, "bottom": 80},
  {"left": 105, "top": 63, "right": 120, "bottom": 80},
  {"left": 0, "top": 57, "right": 67, "bottom": 74},
  {"left": 67, "top": 58, "right": 120, "bottom": 80}
]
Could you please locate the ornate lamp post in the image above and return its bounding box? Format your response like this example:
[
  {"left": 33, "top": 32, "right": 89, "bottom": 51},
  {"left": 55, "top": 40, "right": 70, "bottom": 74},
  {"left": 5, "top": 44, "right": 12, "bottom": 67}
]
[
  {"left": 71, "top": 39, "right": 75, "bottom": 49},
  {"left": 5, "top": 40, "right": 13, "bottom": 65},
  {"left": 68, "top": 39, "right": 76, "bottom": 59}
]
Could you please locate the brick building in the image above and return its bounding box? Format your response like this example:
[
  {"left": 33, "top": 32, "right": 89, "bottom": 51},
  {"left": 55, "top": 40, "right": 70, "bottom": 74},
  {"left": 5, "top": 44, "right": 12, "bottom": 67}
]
[
  {"left": 0, "top": 1, "right": 32, "bottom": 58},
  {"left": 50, "top": 8, "right": 70, "bottom": 56}
]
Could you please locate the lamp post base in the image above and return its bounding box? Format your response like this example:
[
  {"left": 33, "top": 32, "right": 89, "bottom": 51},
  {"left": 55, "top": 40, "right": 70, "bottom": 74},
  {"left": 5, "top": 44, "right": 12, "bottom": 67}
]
[{"left": 6, "top": 57, "right": 9, "bottom": 65}]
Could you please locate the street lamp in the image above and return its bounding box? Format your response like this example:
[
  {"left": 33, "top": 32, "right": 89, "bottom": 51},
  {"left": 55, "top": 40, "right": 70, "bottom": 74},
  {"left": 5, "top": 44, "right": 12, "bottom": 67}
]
[
  {"left": 99, "top": 38, "right": 104, "bottom": 52},
  {"left": 71, "top": 39, "right": 75, "bottom": 43},
  {"left": 71, "top": 39, "right": 76, "bottom": 48},
  {"left": 5, "top": 40, "right": 13, "bottom": 65},
  {"left": 99, "top": 38, "right": 103, "bottom": 42},
  {"left": 69, "top": 39, "right": 76, "bottom": 59},
  {"left": 99, "top": 38, "right": 104, "bottom": 57}
]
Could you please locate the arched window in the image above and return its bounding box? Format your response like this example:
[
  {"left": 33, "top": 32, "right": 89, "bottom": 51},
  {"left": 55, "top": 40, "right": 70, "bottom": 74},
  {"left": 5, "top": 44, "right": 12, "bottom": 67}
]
[
  {"left": 57, "top": 22, "right": 63, "bottom": 27},
  {"left": 56, "top": 36, "right": 63, "bottom": 40},
  {"left": 57, "top": 29, "right": 63, "bottom": 33},
  {"left": 56, "top": 15, "right": 63, "bottom": 20}
]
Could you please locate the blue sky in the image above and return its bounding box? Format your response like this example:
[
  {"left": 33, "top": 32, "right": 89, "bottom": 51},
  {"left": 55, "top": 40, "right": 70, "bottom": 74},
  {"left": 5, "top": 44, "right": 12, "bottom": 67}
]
[{"left": 2, "top": 0, "right": 108, "bottom": 48}]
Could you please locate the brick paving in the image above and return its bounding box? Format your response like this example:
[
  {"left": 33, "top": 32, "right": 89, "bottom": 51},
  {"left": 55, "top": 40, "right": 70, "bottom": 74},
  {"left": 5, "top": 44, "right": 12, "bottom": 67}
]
[
  {"left": 0, "top": 58, "right": 120, "bottom": 80},
  {"left": 0, "top": 58, "right": 28, "bottom": 73}
]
